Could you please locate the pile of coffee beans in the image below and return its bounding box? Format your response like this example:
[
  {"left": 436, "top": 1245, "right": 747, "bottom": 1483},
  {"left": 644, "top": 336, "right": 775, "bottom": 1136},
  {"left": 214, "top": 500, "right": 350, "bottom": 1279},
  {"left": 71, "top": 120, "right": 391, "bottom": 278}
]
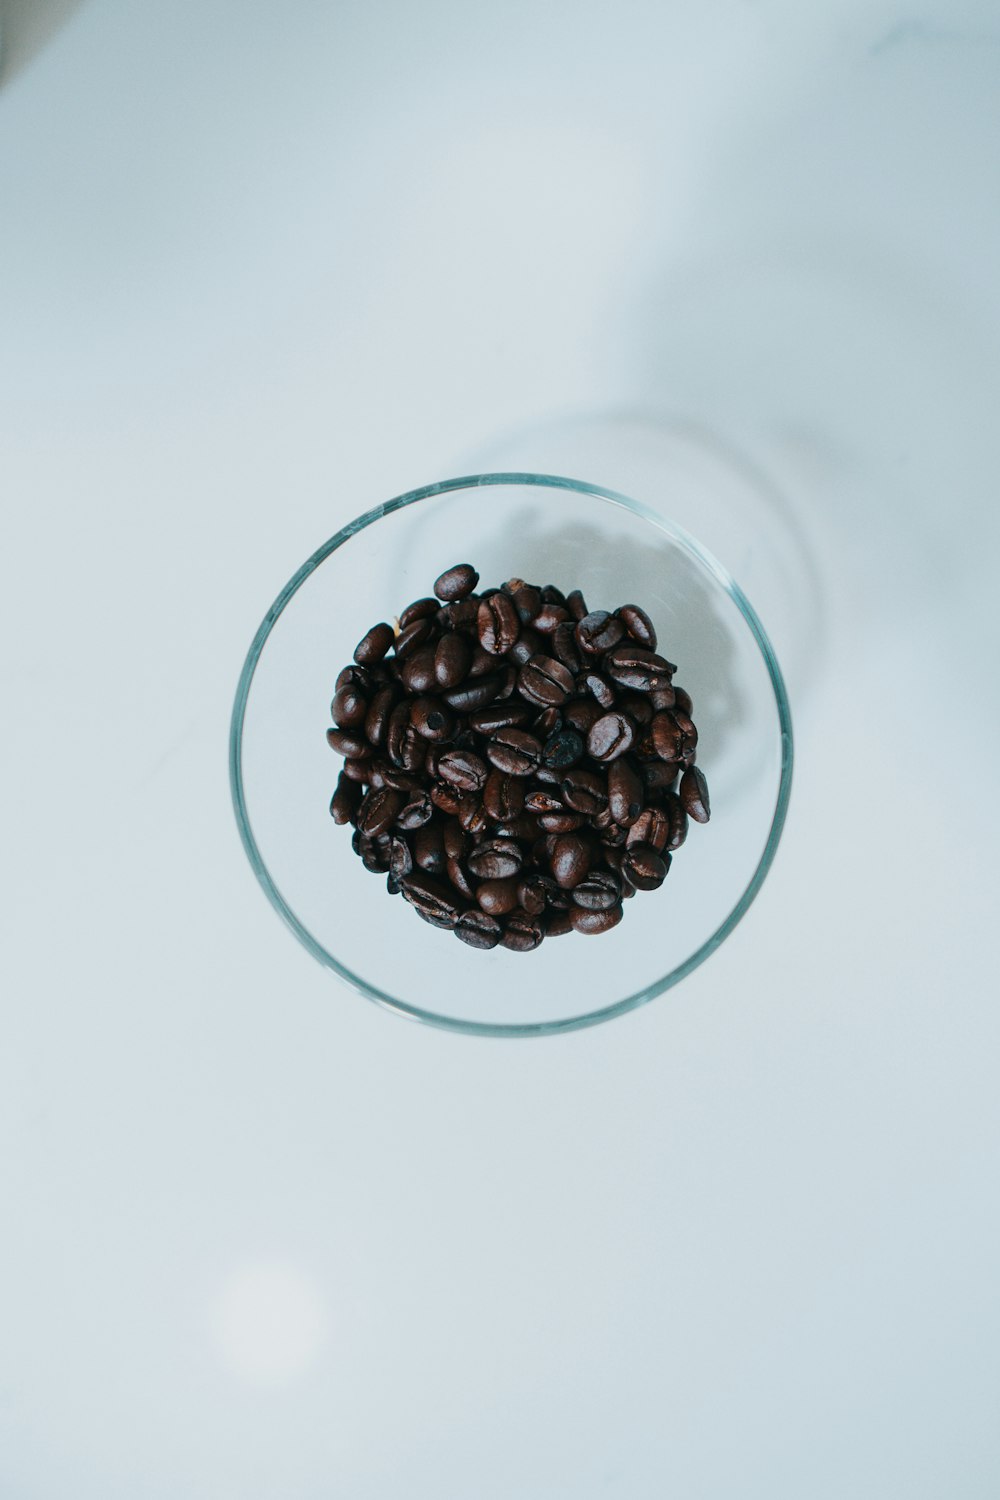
[{"left": 327, "top": 563, "right": 710, "bottom": 951}]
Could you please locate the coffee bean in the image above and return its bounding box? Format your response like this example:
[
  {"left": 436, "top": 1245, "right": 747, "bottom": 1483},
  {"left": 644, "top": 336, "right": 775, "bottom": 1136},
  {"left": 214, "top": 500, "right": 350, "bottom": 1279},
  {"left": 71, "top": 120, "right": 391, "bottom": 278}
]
[
  {"left": 388, "top": 834, "right": 414, "bottom": 880},
  {"left": 393, "top": 617, "right": 434, "bottom": 659},
  {"left": 561, "top": 768, "right": 608, "bottom": 815},
  {"left": 500, "top": 911, "right": 545, "bottom": 952},
  {"left": 447, "top": 855, "right": 476, "bottom": 901},
  {"left": 562, "top": 698, "right": 604, "bottom": 735},
  {"left": 551, "top": 834, "right": 591, "bottom": 889},
  {"left": 575, "top": 610, "right": 626, "bottom": 656},
  {"left": 650, "top": 683, "right": 677, "bottom": 712},
  {"left": 437, "top": 749, "right": 489, "bottom": 792},
  {"left": 396, "top": 791, "right": 434, "bottom": 829},
  {"left": 524, "top": 787, "right": 565, "bottom": 815},
  {"left": 331, "top": 685, "right": 368, "bottom": 728},
  {"left": 433, "top": 563, "right": 479, "bottom": 601},
  {"left": 542, "top": 728, "right": 585, "bottom": 770},
  {"left": 486, "top": 728, "right": 543, "bottom": 776},
  {"left": 608, "top": 758, "right": 645, "bottom": 827},
  {"left": 364, "top": 684, "right": 397, "bottom": 747},
  {"left": 532, "top": 603, "right": 569, "bottom": 635},
  {"left": 582, "top": 671, "right": 616, "bottom": 709},
  {"left": 354, "top": 621, "right": 394, "bottom": 665},
  {"left": 565, "top": 588, "right": 588, "bottom": 622},
  {"left": 680, "top": 765, "right": 710, "bottom": 823},
  {"left": 571, "top": 869, "right": 621, "bottom": 911},
  {"left": 467, "top": 838, "right": 524, "bottom": 881},
  {"left": 441, "top": 674, "right": 504, "bottom": 712},
  {"left": 512, "top": 584, "right": 542, "bottom": 623},
  {"left": 356, "top": 786, "right": 404, "bottom": 838},
  {"left": 621, "top": 843, "right": 669, "bottom": 891},
  {"left": 570, "top": 903, "right": 623, "bottom": 935},
  {"left": 478, "top": 593, "right": 520, "bottom": 655},
  {"left": 434, "top": 632, "right": 472, "bottom": 689},
  {"left": 413, "top": 820, "right": 447, "bottom": 874},
  {"left": 380, "top": 766, "right": 424, "bottom": 793},
  {"left": 651, "top": 710, "right": 685, "bottom": 762},
  {"left": 401, "top": 872, "right": 459, "bottom": 928},
  {"left": 398, "top": 596, "right": 440, "bottom": 629},
  {"left": 626, "top": 806, "right": 671, "bottom": 853},
  {"left": 518, "top": 655, "right": 575, "bottom": 707},
  {"left": 507, "top": 628, "right": 542, "bottom": 666},
  {"left": 483, "top": 769, "right": 525, "bottom": 822},
  {"left": 604, "top": 642, "right": 674, "bottom": 692},
  {"left": 329, "top": 772, "right": 362, "bottom": 824},
  {"left": 476, "top": 876, "right": 521, "bottom": 916},
  {"left": 616, "top": 603, "right": 657, "bottom": 651},
  {"left": 430, "top": 781, "right": 464, "bottom": 816},
  {"left": 538, "top": 811, "right": 586, "bottom": 832},
  {"left": 455, "top": 909, "right": 501, "bottom": 949},
  {"left": 642, "top": 759, "right": 680, "bottom": 790},
  {"left": 673, "top": 685, "right": 693, "bottom": 716},
  {"left": 456, "top": 795, "right": 490, "bottom": 837},
  {"left": 339, "top": 756, "right": 370, "bottom": 783},
  {"left": 400, "top": 647, "right": 439, "bottom": 695},
  {"left": 533, "top": 706, "right": 562, "bottom": 738},
  {"left": 408, "top": 697, "right": 454, "bottom": 742},
  {"left": 619, "top": 693, "right": 653, "bottom": 726},
  {"left": 545, "top": 908, "right": 575, "bottom": 937},
  {"left": 587, "top": 711, "right": 636, "bottom": 762},
  {"left": 553, "top": 621, "right": 582, "bottom": 672},
  {"left": 468, "top": 702, "right": 533, "bottom": 734},
  {"left": 336, "top": 663, "right": 375, "bottom": 695},
  {"left": 326, "top": 727, "right": 371, "bottom": 759},
  {"left": 517, "top": 872, "right": 558, "bottom": 915}
]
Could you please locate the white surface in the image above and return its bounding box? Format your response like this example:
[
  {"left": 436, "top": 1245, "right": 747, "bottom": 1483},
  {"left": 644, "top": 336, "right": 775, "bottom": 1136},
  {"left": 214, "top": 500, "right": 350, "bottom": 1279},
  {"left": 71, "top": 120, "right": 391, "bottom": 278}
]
[{"left": 2, "top": 2, "right": 999, "bottom": 1497}]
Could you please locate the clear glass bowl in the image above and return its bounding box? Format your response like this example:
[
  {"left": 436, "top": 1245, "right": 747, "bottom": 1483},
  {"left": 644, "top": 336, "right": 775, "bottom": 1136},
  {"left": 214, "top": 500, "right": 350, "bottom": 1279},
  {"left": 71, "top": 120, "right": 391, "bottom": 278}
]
[{"left": 229, "top": 473, "right": 793, "bottom": 1037}]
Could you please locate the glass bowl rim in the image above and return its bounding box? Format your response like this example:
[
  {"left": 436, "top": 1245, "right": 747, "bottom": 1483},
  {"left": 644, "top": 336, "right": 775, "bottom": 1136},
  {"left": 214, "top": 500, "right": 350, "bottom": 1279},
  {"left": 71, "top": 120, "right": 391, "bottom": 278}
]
[{"left": 229, "top": 471, "right": 794, "bottom": 1038}]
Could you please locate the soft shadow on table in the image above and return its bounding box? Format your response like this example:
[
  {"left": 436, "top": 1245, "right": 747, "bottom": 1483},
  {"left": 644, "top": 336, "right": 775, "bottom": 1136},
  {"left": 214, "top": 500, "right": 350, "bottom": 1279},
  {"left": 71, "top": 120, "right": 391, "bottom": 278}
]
[{"left": 0, "top": 0, "right": 86, "bottom": 85}]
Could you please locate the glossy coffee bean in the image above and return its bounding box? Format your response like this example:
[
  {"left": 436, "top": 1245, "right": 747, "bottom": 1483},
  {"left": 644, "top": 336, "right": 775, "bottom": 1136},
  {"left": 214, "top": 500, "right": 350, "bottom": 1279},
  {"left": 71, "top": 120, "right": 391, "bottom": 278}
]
[
  {"left": 329, "top": 773, "right": 362, "bottom": 825},
  {"left": 364, "top": 684, "right": 397, "bottom": 747},
  {"left": 587, "top": 711, "right": 636, "bottom": 763},
  {"left": 680, "top": 765, "right": 710, "bottom": 823},
  {"left": 565, "top": 588, "right": 588, "bottom": 622},
  {"left": 336, "top": 663, "right": 375, "bottom": 695},
  {"left": 447, "top": 855, "right": 476, "bottom": 901},
  {"left": 483, "top": 769, "right": 524, "bottom": 822},
  {"left": 340, "top": 756, "right": 370, "bottom": 783},
  {"left": 622, "top": 842, "right": 669, "bottom": 891},
  {"left": 532, "top": 603, "right": 569, "bottom": 635},
  {"left": 575, "top": 610, "right": 626, "bottom": 656},
  {"left": 553, "top": 621, "right": 582, "bottom": 672},
  {"left": 642, "top": 759, "right": 680, "bottom": 790},
  {"left": 582, "top": 671, "right": 616, "bottom": 709},
  {"left": 571, "top": 869, "right": 621, "bottom": 911},
  {"left": 542, "top": 728, "right": 585, "bottom": 770},
  {"left": 401, "top": 872, "right": 459, "bottom": 928},
  {"left": 393, "top": 617, "right": 434, "bottom": 659},
  {"left": 388, "top": 834, "right": 414, "bottom": 881},
  {"left": 437, "top": 749, "right": 489, "bottom": 791},
  {"left": 512, "top": 584, "right": 542, "bottom": 623},
  {"left": 616, "top": 603, "right": 657, "bottom": 650},
  {"left": 673, "top": 685, "right": 693, "bottom": 716},
  {"left": 412, "top": 821, "right": 446, "bottom": 874},
  {"left": 331, "top": 685, "right": 368, "bottom": 728},
  {"left": 500, "top": 911, "right": 545, "bottom": 952},
  {"left": 651, "top": 710, "right": 685, "bottom": 761},
  {"left": 562, "top": 698, "right": 604, "bottom": 735},
  {"left": 608, "top": 758, "right": 645, "bottom": 827},
  {"left": 604, "top": 643, "right": 674, "bottom": 692},
  {"left": 468, "top": 702, "right": 533, "bottom": 734},
  {"left": 570, "top": 902, "right": 623, "bottom": 935},
  {"left": 626, "top": 806, "right": 671, "bottom": 853},
  {"left": 551, "top": 834, "right": 591, "bottom": 889},
  {"left": 507, "top": 628, "right": 542, "bottom": 666},
  {"left": 538, "top": 811, "right": 586, "bottom": 832},
  {"left": 467, "top": 838, "right": 524, "bottom": 881},
  {"left": 518, "top": 655, "right": 575, "bottom": 707},
  {"left": 650, "top": 683, "right": 677, "bottom": 712},
  {"left": 486, "top": 728, "right": 543, "bottom": 776},
  {"left": 560, "top": 768, "right": 608, "bottom": 815},
  {"left": 410, "top": 697, "right": 455, "bottom": 741},
  {"left": 356, "top": 786, "right": 404, "bottom": 838},
  {"left": 545, "top": 908, "right": 575, "bottom": 937},
  {"left": 400, "top": 646, "right": 439, "bottom": 695},
  {"left": 326, "top": 727, "right": 371, "bottom": 759},
  {"left": 433, "top": 563, "right": 479, "bottom": 601},
  {"left": 455, "top": 909, "right": 501, "bottom": 949},
  {"left": 434, "top": 632, "right": 472, "bottom": 689},
  {"left": 517, "top": 872, "right": 558, "bottom": 915},
  {"left": 396, "top": 791, "right": 434, "bottom": 830},
  {"left": 456, "top": 795, "right": 490, "bottom": 837},
  {"left": 478, "top": 593, "right": 520, "bottom": 655},
  {"left": 524, "top": 787, "right": 565, "bottom": 815},
  {"left": 476, "top": 877, "right": 521, "bottom": 916},
  {"left": 354, "top": 621, "right": 394, "bottom": 665},
  {"left": 430, "top": 781, "right": 464, "bottom": 816},
  {"left": 398, "top": 596, "right": 440, "bottom": 629},
  {"left": 441, "top": 674, "right": 504, "bottom": 712}
]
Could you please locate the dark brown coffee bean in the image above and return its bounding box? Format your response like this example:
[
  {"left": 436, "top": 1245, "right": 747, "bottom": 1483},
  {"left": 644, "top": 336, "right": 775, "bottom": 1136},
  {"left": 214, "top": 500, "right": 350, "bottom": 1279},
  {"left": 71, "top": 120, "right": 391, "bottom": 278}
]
[
  {"left": 673, "top": 685, "right": 693, "bottom": 716},
  {"left": 571, "top": 869, "right": 621, "bottom": 910},
  {"left": 518, "top": 655, "right": 575, "bottom": 707},
  {"left": 397, "top": 645, "right": 434, "bottom": 693},
  {"left": 517, "top": 873, "right": 558, "bottom": 915},
  {"left": 437, "top": 749, "right": 489, "bottom": 792},
  {"left": 357, "top": 835, "right": 390, "bottom": 873},
  {"left": 507, "top": 628, "right": 542, "bottom": 666},
  {"left": 524, "top": 787, "right": 564, "bottom": 815},
  {"left": 538, "top": 811, "right": 586, "bottom": 832},
  {"left": 433, "top": 632, "right": 472, "bottom": 689},
  {"left": 570, "top": 902, "right": 623, "bottom": 935},
  {"left": 388, "top": 834, "right": 414, "bottom": 880},
  {"left": 503, "top": 814, "right": 540, "bottom": 844},
  {"left": 650, "top": 683, "right": 677, "bottom": 712},
  {"left": 356, "top": 786, "right": 404, "bottom": 838},
  {"left": 575, "top": 610, "right": 626, "bottom": 656},
  {"left": 354, "top": 621, "right": 394, "bottom": 665},
  {"left": 562, "top": 698, "right": 604, "bottom": 735},
  {"left": 662, "top": 791, "right": 689, "bottom": 849},
  {"left": 455, "top": 909, "right": 501, "bottom": 949},
  {"left": 680, "top": 765, "right": 710, "bottom": 823},
  {"left": 410, "top": 697, "right": 455, "bottom": 741},
  {"left": 441, "top": 674, "right": 504, "bottom": 712},
  {"left": 467, "top": 838, "right": 524, "bottom": 881},
  {"left": 400, "top": 724, "right": 427, "bottom": 771},
  {"left": 619, "top": 693, "right": 653, "bottom": 726},
  {"left": 626, "top": 806, "right": 671, "bottom": 853},
  {"left": 532, "top": 603, "right": 569, "bottom": 635},
  {"left": 533, "top": 706, "right": 562, "bottom": 738},
  {"left": 398, "top": 596, "right": 440, "bottom": 629},
  {"left": 500, "top": 911, "right": 545, "bottom": 952},
  {"left": 587, "top": 711, "right": 636, "bottom": 763},
  {"left": 616, "top": 603, "right": 657, "bottom": 651},
  {"left": 511, "top": 584, "right": 542, "bottom": 623},
  {"left": 401, "top": 872, "right": 459, "bottom": 928},
  {"left": 651, "top": 710, "right": 685, "bottom": 761},
  {"left": 642, "top": 760, "right": 680, "bottom": 790},
  {"left": 326, "top": 726, "right": 371, "bottom": 759},
  {"left": 545, "top": 908, "right": 574, "bottom": 937},
  {"left": 331, "top": 685, "right": 368, "bottom": 728},
  {"left": 582, "top": 671, "right": 616, "bottom": 709},
  {"left": 336, "top": 663, "right": 375, "bottom": 695},
  {"left": 430, "top": 781, "right": 463, "bottom": 816},
  {"left": 486, "top": 727, "right": 543, "bottom": 776},
  {"left": 551, "top": 834, "right": 591, "bottom": 889},
  {"left": 447, "top": 855, "right": 476, "bottom": 901},
  {"left": 565, "top": 588, "right": 588, "bottom": 622},
  {"left": 542, "top": 728, "right": 585, "bottom": 770},
  {"left": 477, "top": 593, "right": 520, "bottom": 655},
  {"left": 483, "top": 769, "right": 525, "bottom": 822},
  {"left": 413, "top": 820, "right": 446, "bottom": 874},
  {"left": 379, "top": 766, "right": 424, "bottom": 793},
  {"left": 393, "top": 617, "right": 434, "bottom": 659},
  {"left": 364, "top": 683, "right": 397, "bottom": 747},
  {"left": 607, "top": 758, "right": 644, "bottom": 827},
  {"left": 494, "top": 664, "right": 519, "bottom": 700},
  {"left": 561, "top": 768, "right": 608, "bottom": 815},
  {"left": 441, "top": 597, "right": 480, "bottom": 632},
  {"left": 553, "top": 621, "right": 582, "bottom": 672},
  {"left": 396, "top": 791, "right": 434, "bottom": 829},
  {"left": 670, "top": 708, "right": 699, "bottom": 752},
  {"left": 433, "top": 563, "right": 479, "bottom": 601},
  {"left": 457, "top": 796, "right": 490, "bottom": 836},
  {"left": 329, "top": 772, "right": 362, "bottom": 825},
  {"left": 621, "top": 843, "right": 669, "bottom": 891},
  {"left": 476, "top": 877, "right": 521, "bottom": 916},
  {"left": 467, "top": 702, "right": 532, "bottom": 734},
  {"left": 604, "top": 643, "right": 674, "bottom": 692},
  {"left": 339, "top": 756, "right": 370, "bottom": 783}
]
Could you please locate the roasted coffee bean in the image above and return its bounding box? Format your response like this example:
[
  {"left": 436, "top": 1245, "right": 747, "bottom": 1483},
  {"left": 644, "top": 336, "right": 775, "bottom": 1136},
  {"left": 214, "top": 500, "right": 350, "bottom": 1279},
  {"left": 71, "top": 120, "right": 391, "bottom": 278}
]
[
  {"left": 565, "top": 588, "right": 588, "bottom": 622},
  {"left": 512, "top": 584, "right": 542, "bottom": 623},
  {"left": 600, "top": 821, "right": 629, "bottom": 848},
  {"left": 607, "top": 758, "right": 645, "bottom": 827},
  {"left": 456, "top": 795, "right": 490, "bottom": 837},
  {"left": 517, "top": 872, "right": 557, "bottom": 915},
  {"left": 570, "top": 903, "right": 623, "bottom": 935},
  {"left": 533, "top": 706, "right": 563, "bottom": 738},
  {"left": 433, "top": 563, "right": 479, "bottom": 601},
  {"left": 430, "top": 781, "right": 463, "bottom": 816},
  {"left": 447, "top": 855, "right": 476, "bottom": 901},
  {"left": 507, "top": 628, "right": 542, "bottom": 666},
  {"left": 413, "top": 820, "right": 446, "bottom": 874},
  {"left": 551, "top": 834, "right": 591, "bottom": 889},
  {"left": 524, "top": 787, "right": 565, "bottom": 815},
  {"left": 542, "top": 728, "right": 585, "bottom": 770},
  {"left": 329, "top": 772, "right": 362, "bottom": 825},
  {"left": 651, "top": 710, "right": 685, "bottom": 761},
  {"left": 680, "top": 765, "right": 710, "bottom": 823},
  {"left": 504, "top": 814, "right": 541, "bottom": 844},
  {"left": 495, "top": 664, "right": 519, "bottom": 700},
  {"left": 455, "top": 909, "right": 501, "bottom": 949},
  {"left": 434, "top": 632, "right": 472, "bottom": 689},
  {"left": 465, "top": 643, "right": 495, "bottom": 679},
  {"left": 553, "top": 621, "right": 582, "bottom": 672},
  {"left": 587, "top": 711, "right": 636, "bottom": 763},
  {"left": 467, "top": 702, "right": 532, "bottom": 734},
  {"left": 358, "top": 836, "right": 390, "bottom": 874},
  {"left": 582, "top": 671, "right": 616, "bottom": 709},
  {"left": 336, "top": 663, "right": 375, "bottom": 695},
  {"left": 561, "top": 767, "right": 608, "bottom": 815},
  {"left": 626, "top": 806, "right": 671, "bottom": 853},
  {"left": 477, "top": 593, "right": 520, "bottom": 655},
  {"left": 398, "top": 596, "right": 440, "bottom": 629},
  {"left": 476, "top": 877, "right": 521, "bottom": 917},
  {"left": 650, "top": 683, "right": 677, "bottom": 712},
  {"left": 331, "top": 685, "right": 368, "bottom": 728},
  {"left": 533, "top": 602, "right": 569, "bottom": 635},
  {"left": 340, "top": 756, "right": 370, "bottom": 783},
  {"left": 434, "top": 748, "right": 488, "bottom": 792},
  {"left": 642, "top": 759, "right": 680, "bottom": 790},
  {"left": 604, "top": 642, "right": 674, "bottom": 692},
  {"left": 500, "top": 911, "right": 545, "bottom": 952},
  {"left": 410, "top": 697, "right": 455, "bottom": 741},
  {"left": 393, "top": 617, "right": 434, "bottom": 659},
  {"left": 396, "top": 791, "right": 434, "bottom": 830},
  {"left": 467, "top": 838, "right": 524, "bottom": 881},
  {"left": 379, "top": 766, "right": 424, "bottom": 793},
  {"left": 326, "top": 726, "right": 371, "bottom": 759},
  {"left": 401, "top": 872, "right": 459, "bottom": 928},
  {"left": 562, "top": 698, "right": 604, "bottom": 735},
  {"left": 545, "top": 908, "right": 575, "bottom": 937},
  {"left": 616, "top": 603, "right": 657, "bottom": 650},
  {"left": 483, "top": 769, "right": 525, "bottom": 822},
  {"left": 399, "top": 725, "right": 426, "bottom": 771},
  {"left": 388, "top": 834, "right": 414, "bottom": 880},
  {"left": 619, "top": 693, "right": 653, "bottom": 726},
  {"left": 673, "top": 685, "right": 693, "bottom": 716},
  {"left": 670, "top": 708, "right": 699, "bottom": 753},
  {"left": 518, "top": 655, "right": 575, "bottom": 707},
  {"left": 575, "top": 610, "right": 626, "bottom": 656},
  {"left": 354, "top": 621, "right": 394, "bottom": 665},
  {"left": 663, "top": 791, "right": 689, "bottom": 849},
  {"left": 441, "top": 674, "right": 504, "bottom": 712},
  {"left": 533, "top": 764, "right": 561, "bottom": 786},
  {"left": 621, "top": 843, "right": 669, "bottom": 891},
  {"left": 538, "top": 811, "right": 586, "bottom": 832},
  {"left": 442, "top": 821, "right": 467, "bottom": 860},
  {"left": 364, "top": 683, "right": 397, "bottom": 747},
  {"left": 571, "top": 869, "right": 621, "bottom": 911},
  {"left": 399, "top": 647, "right": 436, "bottom": 695},
  {"left": 356, "top": 786, "right": 404, "bottom": 838},
  {"left": 486, "top": 728, "right": 543, "bottom": 776}
]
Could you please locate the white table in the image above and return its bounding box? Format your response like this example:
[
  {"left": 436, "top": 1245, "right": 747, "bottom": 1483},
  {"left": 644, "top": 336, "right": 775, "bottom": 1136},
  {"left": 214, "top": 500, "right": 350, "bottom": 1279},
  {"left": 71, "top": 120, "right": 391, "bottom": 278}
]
[{"left": 2, "top": 3, "right": 998, "bottom": 1496}]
